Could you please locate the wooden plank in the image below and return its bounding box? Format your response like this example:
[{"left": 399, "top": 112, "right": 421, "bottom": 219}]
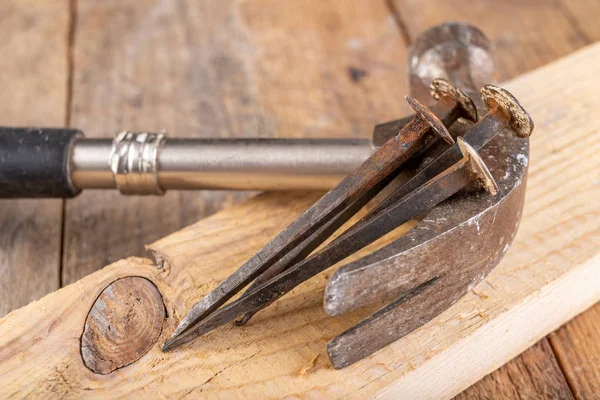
[
  {"left": 455, "top": 339, "right": 574, "bottom": 400},
  {"left": 62, "top": 0, "right": 409, "bottom": 284},
  {"left": 558, "top": 0, "right": 600, "bottom": 41},
  {"left": 1, "top": 42, "right": 600, "bottom": 398},
  {"left": 549, "top": 303, "right": 600, "bottom": 399},
  {"left": 389, "top": 1, "right": 594, "bottom": 396},
  {"left": 0, "top": 0, "right": 70, "bottom": 317}
]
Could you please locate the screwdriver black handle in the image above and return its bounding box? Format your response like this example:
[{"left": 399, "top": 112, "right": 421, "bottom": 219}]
[
  {"left": 0, "top": 128, "right": 378, "bottom": 197},
  {"left": 0, "top": 127, "right": 83, "bottom": 198}
]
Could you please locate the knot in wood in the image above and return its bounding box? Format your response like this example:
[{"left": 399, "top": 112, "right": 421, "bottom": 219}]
[{"left": 81, "top": 277, "right": 165, "bottom": 374}]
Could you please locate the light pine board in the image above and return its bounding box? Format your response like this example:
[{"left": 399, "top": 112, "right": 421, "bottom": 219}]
[{"left": 0, "top": 42, "right": 599, "bottom": 398}]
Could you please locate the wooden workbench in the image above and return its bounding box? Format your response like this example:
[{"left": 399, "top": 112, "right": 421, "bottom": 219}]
[{"left": 1, "top": 0, "right": 598, "bottom": 398}]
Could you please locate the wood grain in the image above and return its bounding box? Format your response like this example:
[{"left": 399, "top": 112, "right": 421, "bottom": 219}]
[
  {"left": 550, "top": 303, "right": 600, "bottom": 399},
  {"left": 81, "top": 276, "right": 165, "bottom": 374},
  {"left": 62, "top": 0, "right": 409, "bottom": 285},
  {"left": 0, "top": 43, "right": 599, "bottom": 398},
  {"left": 558, "top": 0, "right": 599, "bottom": 41},
  {"left": 455, "top": 340, "right": 574, "bottom": 400},
  {"left": 390, "top": 0, "right": 596, "bottom": 396},
  {"left": 0, "top": 0, "right": 69, "bottom": 317}
]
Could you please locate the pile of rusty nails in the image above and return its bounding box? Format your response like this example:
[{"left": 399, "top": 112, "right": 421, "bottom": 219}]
[{"left": 162, "top": 78, "right": 534, "bottom": 369}]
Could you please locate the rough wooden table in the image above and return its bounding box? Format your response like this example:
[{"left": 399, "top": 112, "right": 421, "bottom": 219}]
[{"left": 1, "top": 0, "right": 598, "bottom": 398}]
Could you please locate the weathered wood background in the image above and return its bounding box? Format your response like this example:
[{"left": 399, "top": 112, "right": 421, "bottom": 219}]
[{"left": 1, "top": 0, "right": 598, "bottom": 397}]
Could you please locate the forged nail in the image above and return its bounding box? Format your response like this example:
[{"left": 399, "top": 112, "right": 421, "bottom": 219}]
[
  {"left": 162, "top": 93, "right": 457, "bottom": 352},
  {"left": 164, "top": 137, "right": 497, "bottom": 345},
  {"left": 322, "top": 85, "right": 533, "bottom": 318},
  {"left": 234, "top": 79, "right": 478, "bottom": 326}
]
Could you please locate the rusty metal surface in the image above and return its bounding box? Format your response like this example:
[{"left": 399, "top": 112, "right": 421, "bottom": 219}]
[
  {"left": 410, "top": 22, "right": 495, "bottom": 104},
  {"left": 162, "top": 95, "right": 461, "bottom": 351},
  {"left": 320, "top": 93, "right": 515, "bottom": 274},
  {"left": 233, "top": 81, "right": 477, "bottom": 326},
  {"left": 325, "top": 112, "right": 531, "bottom": 369},
  {"left": 326, "top": 131, "right": 527, "bottom": 367},
  {"left": 164, "top": 136, "right": 497, "bottom": 345},
  {"left": 323, "top": 23, "right": 532, "bottom": 368},
  {"left": 325, "top": 126, "right": 529, "bottom": 315},
  {"left": 162, "top": 22, "right": 534, "bottom": 370},
  {"left": 373, "top": 24, "right": 492, "bottom": 149}
]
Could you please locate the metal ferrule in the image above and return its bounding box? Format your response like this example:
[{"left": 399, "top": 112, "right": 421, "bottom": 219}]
[
  {"left": 70, "top": 134, "right": 373, "bottom": 193},
  {"left": 109, "top": 132, "right": 165, "bottom": 195}
]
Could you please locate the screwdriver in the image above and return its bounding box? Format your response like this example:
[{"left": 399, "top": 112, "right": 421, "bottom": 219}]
[{"left": 0, "top": 110, "right": 420, "bottom": 198}]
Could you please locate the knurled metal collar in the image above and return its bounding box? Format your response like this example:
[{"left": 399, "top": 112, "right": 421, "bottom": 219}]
[{"left": 109, "top": 131, "right": 166, "bottom": 195}]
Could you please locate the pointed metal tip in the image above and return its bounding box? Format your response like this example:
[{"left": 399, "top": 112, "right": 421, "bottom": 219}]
[
  {"left": 162, "top": 329, "right": 192, "bottom": 352},
  {"left": 161, "top": 336, "right": 179, "bottom": 352},
  {"left": 235, "top": 313, "right": 252, "bottom": 326},
  {"left": 160, "top": 319, "right": 188, "bottom": 352}
]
